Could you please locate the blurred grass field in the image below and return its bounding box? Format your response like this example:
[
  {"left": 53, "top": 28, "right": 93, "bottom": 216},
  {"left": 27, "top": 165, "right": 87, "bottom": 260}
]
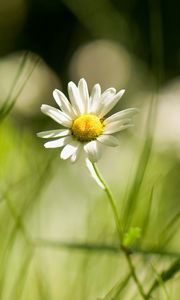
[{"left": 0, "top": 0, "right": 180, "bottom": 299}]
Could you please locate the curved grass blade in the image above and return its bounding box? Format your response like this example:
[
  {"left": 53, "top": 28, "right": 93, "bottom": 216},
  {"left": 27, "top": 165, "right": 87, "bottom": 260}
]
[
  {"left": 159, "top": 211, "right": 180, "bottom": 247},
  {"left": 150, "top": 262, "right": 170, "bottom": 300},
  {"left": 147, "top": 258, "right": 180, "bottom": 298},
  {"left": 0, "top": 52, "right": 40, "bottom": 122},
  {"left": 8, "top": 250, "right": 33, "bottom": 300},
  {"left": 0, "top": 52, "right": 29, "bottom": 116},
  {"left": 97, "top": 273, "right": 131, "bottom": 300}
]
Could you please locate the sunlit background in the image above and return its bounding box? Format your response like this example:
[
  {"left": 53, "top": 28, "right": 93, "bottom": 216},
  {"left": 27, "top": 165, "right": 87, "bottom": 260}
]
[{"left": 0, "top": 0, "right": 180, "bottom": 299}]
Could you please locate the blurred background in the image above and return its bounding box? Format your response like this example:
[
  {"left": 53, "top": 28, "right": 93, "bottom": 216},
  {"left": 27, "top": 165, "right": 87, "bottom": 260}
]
[{"left": 0, "top": 0, "right": 180, "bottom": 299}]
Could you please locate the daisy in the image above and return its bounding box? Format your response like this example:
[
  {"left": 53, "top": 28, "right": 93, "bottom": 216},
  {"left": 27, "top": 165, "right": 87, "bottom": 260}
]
[{"left": 37, "top": 78, "right": 138, "bottom": 163}]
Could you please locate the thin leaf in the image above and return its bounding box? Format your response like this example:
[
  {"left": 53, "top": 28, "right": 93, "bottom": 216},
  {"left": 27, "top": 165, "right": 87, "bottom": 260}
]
[
  {"left": 147, "top": 258, "right": 180, "bottom": 298},
  {"left": 98, "top": 273, "right": 131, "bottom": 300},
  {"left": 0, "top": 52, "right": 40, "bottom": 121}
]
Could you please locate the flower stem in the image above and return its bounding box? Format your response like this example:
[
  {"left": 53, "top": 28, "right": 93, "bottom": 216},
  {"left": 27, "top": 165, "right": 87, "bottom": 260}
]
[
  {"left": 125, "top": 251, "right": 148, "bottom": 299},
  {"left": 92, "top": 162, "right": 148, "bottom": 300},
  {"left": 92, "top": 162, "right": 123, "bottom": 241}
]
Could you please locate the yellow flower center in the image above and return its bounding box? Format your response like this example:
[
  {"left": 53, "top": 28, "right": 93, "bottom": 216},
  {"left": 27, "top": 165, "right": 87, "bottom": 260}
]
[{"left": 72, "top": 114, "right": 103, "bottom": 141}]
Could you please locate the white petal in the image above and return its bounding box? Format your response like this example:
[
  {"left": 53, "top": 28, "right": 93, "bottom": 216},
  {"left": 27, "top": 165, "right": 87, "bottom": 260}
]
[
  {"left": 53, "top": 89, "right": 76, "bottom": 118},
  {"left": 68, "top": 81, "right": 84, "bottom": 114},
  {"left": 44, "top": 136, "right": 71, "bottom": 148},
  {"left": 104, "top": 108, "right": 139, "bottom": 125},
  {"left": 37, "top": 129, "right": 70, "bottom": 139},
  {"left": 102, "top": 87, "right": 116, "bottom": 95},
  {"left": 104, "top": 122, "right": 134, "bottom": 134},
  {"left": 97, "top": 134, "right": 120, "bottom": 147},
  {"left": 60, "top": 141, "right": 79, "bottom": 160},
  {"left": 85, "top": 158, "right": 105, "bottom": 190},
  {"left": 89, "top": 84, "right": 101, "bottom": 112},
  {"left": 78, "top": 78, "right": 90, "bottom": 113},
  {"left": 99, "top": 89, "right": 125, "bottom": 118},
  {"left": 70, "top": 144, "right": 82, "bottom": 163},
  {"left": 41, "top": 104, "right": 72, "bottom": 127},
  {"left": 84, "top": 140, "right": 102, "bottom": 162},
  {"left": 91, "top": 88, "right": 116, "bottom": 115}
]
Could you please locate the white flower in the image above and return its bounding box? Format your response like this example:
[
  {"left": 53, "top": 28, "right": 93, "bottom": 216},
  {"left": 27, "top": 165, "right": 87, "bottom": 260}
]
[{"left": 37, "top": 78, "right": 138, "bottom": 162}]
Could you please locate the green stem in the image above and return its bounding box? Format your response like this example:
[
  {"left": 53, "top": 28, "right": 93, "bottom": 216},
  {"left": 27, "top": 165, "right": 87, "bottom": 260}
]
[
  {"left": 92, "top": 162, "right": 123, "bottom": 241},
  {"left": 92, "top": 162, "right": 148, "bottom": 300},
  {"left": 125, "top": 252, "right": 148, "bottom": 299}
]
